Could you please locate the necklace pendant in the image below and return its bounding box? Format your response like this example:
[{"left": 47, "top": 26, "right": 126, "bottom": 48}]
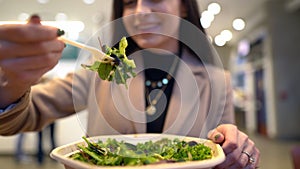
[{"left": 146, "top": 105, "right": 156, "bottom": 115}]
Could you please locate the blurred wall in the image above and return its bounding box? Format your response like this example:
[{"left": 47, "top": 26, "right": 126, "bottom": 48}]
[
  {"left": 0, "top": 0, "right": 112, "bottom": 40},
  {"left": 266, "top": 0, "right": 300, "bottom": 139},
  {"left": 228, "top": 0, "right": 300, "bottom": 139}
]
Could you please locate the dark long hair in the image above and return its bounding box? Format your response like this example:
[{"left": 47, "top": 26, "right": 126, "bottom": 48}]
[
  {"left": 112, "top": 0, "right": 204, "bottom": 31},
  {"left": 111, "top": 0, "right": 214, "bottom": 64}
]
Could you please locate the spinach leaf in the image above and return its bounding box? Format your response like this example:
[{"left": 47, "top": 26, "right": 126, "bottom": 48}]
[
  {"left": 70, "top": 137, "right": 213, "bottom": 166},
  {"left": 81, "top": 37, "right": 136, "bottom": 88}
]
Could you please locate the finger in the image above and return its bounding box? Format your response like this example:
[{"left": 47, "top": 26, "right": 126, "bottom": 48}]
[
  {"left": 245, "top": 145, "right": 260, "bottom": 169},
  {"left": 0, "top": 24, "right": 62, "bottom": 43},
  {"left": 1, "top": 52, "right": 61, "bottom": 86},
  {"left": 0, "top": 39, "right": 65, "bottom": 59},
  {"left": 214, "top": 148, "right": 241, "bottom": 169},
  {"left": 228, "top": 149, "right": 251, "bottom": 168},
  {"left": 225, "top": 133, "right": 250, "bottom": 168},
  {"left": 228, "top": 137, "right": 257, "bottom": 169},
  {"left": 1, "top": 52, "right": 61, "bottom": 72},
  {"left": 215, "top": 124, "right": 239, "bottom": 154},
  {"left": 27, "top": 14, "right": 42, "bottom": 25},
  {"left": 244, "top": 154, "right": 259, "bottom": 169},
  {"left": 207, "top": 129, "right": 225, "bottom": 143},
  {"left": 16, "top": 67, "right": 55, "bottom": 86}
]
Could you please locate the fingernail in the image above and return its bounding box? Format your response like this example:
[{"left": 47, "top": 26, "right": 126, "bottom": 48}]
[
  {"left": 214, "top": 134, "right": 221, "bottom": 141},
  {"left": 28, "top": 14, "right": 41, "bottom": 24},
  {"left": 57, "top": 29, "right": 65, "bottom": 37}
]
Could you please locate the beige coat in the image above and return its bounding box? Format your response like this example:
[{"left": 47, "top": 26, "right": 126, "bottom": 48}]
[{"left": 0, "top": 51, "right": 234, "bottom": 137}]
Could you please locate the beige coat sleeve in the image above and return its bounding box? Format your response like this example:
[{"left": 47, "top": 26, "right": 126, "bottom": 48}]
[{"left": 0, "top": 70, "right": 92, "bottom": 136}]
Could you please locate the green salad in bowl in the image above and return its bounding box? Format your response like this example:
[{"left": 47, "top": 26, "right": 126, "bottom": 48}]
[
  {"left": 70, "top": 136, "right": 213, "bottom": 166},
  {"left": 50, "top": 134, "right": 225, "bottom": 169}
]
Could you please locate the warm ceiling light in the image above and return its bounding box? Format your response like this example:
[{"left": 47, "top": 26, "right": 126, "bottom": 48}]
[
  {"left": 214, "top": 35, "right": 226, "bottom": 47},
  {"left": 18, "top": 13, "right": 29, "bottom": 21},
  {"left": 208, "top": 2, "right": 221, "bottom": 15},
  {"left": 37, "top": 0, "right": 49, "bottom": 4},
  {"left": 83, "top": 0, "right": 95, "bottom": 4},
  {"left": 233, "top": 18, "right": 246, "bottom": 31},
  {"left": 200, "top": 17, "right": 212, "bottom": 28},
  {"left": 55, "top": 13, "right": 68, "bottom": 21},
  {"left": 221, "top": 30, "right": 233, "bottom": 41},
  {"left": 201, "top": 10, "right": 215, "bottom": 22}
]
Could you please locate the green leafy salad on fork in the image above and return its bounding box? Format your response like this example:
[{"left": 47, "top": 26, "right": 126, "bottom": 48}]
[{"left": 81, "top": 37, "right": 136, "bottom": 88}]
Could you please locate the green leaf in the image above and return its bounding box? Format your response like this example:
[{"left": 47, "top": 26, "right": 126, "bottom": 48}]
[
  {"left": 97, "top": 63, "right": 114, "bottom": 80},
  {"left": 81, "top": 37, "right": 136, "bottom": 88},
  {"left": 119, "top": 37, "right": 128, "bottom": 56},
  {"left": 114, "top": 68, "right": 126, "bottom": 85},
  {"left": 81, "top": 61, "right": 101, "bottom": 71},
  {"left": 123, "top": 57, "right": 136, "bottom": 68}
]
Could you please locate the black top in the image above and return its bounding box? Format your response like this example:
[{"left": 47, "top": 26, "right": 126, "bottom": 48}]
[
  {"left": 145, "top": 68, "right": 176, "bottom": 133},
  {"left": 142, "top": 47, "right": 182, "bottom": 133}
]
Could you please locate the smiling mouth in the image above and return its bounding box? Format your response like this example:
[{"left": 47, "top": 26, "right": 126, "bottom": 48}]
[{"left": 135, "top": 23, "right": 159, "bottom": 32}]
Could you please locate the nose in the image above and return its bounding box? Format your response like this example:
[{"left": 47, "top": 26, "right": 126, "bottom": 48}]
[{"left": 135, "top": 0, "right": 152, "bottom": 14}]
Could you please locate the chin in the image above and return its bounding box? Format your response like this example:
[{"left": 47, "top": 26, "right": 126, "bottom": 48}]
[{"left": 133, "top": 34, "right": 163, "bottom": 49}]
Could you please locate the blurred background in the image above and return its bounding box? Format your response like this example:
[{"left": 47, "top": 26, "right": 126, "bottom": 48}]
[{"left": 0, "top": 0, "right": 300, "bottom": 168}]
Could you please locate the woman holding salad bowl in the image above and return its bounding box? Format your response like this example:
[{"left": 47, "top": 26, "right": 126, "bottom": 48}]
[{"left": 0, "top": 0, "right": 259, "bottom": 168}]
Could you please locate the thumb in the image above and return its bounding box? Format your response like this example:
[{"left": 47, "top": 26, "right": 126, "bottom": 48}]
[{"left": 207, "top": 129, "right": 225, "bottom": 143}]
